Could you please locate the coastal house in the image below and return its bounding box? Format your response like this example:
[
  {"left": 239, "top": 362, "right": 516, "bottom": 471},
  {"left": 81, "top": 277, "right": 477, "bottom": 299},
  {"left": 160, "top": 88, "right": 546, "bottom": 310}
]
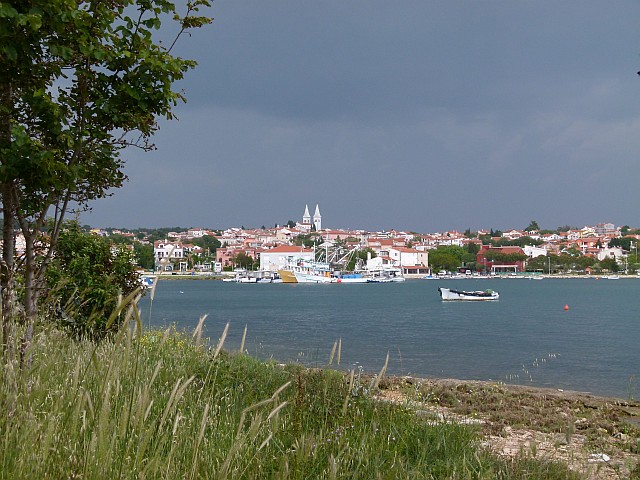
[
  {"left": 154, "top": 240, "right": 185, "bottom": 270},
  {"left": 597, "top": 246, "right": 624, "bottom": 262},
  {"left": 523, "top": 245, "right": 547, "bottom": 258},
  {"left": 502, "top": 229, "right": 526, "bottom": 240},
  {"left": 187, "top": 228, "right": 207, "bottom": 238},
  {"left": 216, "top": 246, "right": 261, "bottom": 268},
  {"left": 365, "top": 255, "right": 395, "bottom": 270},
  {"left": 387, "top": 247, "right": 428, "bottom": 268},
  {"left": 541, "top": 233, "right": 563, "bottom": 243},
  {"left": 182, "top": 244, "right": 204, "bottom": 256},
  {"left": 477, "top": 245, "right": 526, "bottom": 274},
  {"left": 275, "top": 227, "right": 298, "bottom": 243},
  {"left": 565, "top": 230, "right": 582, "bottom": 241},
  {"left": 431, "top": 232, "right": 465, "bottom": 247},
  {"left": 365, "top": 237, "right": 406, "bottom": 253},
  {"left": 259, "top": 245, "right": 314, "bottom": 272},
  {"left": 573, "top": 237, "right": 602, "bottom": 254},
  {"left": 594, "top": 223, "right": 617, "bottom": 236}
]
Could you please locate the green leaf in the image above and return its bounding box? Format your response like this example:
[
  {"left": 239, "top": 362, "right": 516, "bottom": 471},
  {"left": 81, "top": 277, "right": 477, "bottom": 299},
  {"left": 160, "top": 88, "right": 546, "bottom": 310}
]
[{"left": 1, "top": 45, "right": 17, "bottom": 61}]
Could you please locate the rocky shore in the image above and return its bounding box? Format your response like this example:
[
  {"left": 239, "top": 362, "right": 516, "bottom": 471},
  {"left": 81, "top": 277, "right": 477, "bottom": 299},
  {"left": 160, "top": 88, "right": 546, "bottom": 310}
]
[{"left": 374, "top": 375, "right": 640, "bottom": 479}]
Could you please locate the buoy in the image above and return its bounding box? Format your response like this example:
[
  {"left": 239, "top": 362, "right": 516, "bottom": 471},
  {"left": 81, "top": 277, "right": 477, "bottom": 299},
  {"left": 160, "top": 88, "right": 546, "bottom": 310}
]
[{"left": 564, "top": 304, "right": 569, "bottom": 311}]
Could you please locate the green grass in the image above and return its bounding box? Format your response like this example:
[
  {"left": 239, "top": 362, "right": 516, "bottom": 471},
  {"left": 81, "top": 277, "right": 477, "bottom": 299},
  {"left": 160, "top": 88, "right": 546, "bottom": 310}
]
[{"left": 0, "top": 321, "right": 580, "bottom": 479}]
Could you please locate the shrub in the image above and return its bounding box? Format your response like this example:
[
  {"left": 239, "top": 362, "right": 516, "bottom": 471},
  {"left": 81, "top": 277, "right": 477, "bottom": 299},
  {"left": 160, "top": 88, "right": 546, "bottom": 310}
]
[{"left": 45, "top": 222, "right": 141, "bottom": 338}]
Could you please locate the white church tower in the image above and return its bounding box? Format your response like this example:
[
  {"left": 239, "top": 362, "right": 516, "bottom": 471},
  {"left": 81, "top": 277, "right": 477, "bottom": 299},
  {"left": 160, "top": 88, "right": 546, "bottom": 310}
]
[
  {"left": 313, "top": 204, "right": 322, "bottom": 231},
  {"left": 301, "top": 204, "right": 311, "bottom": 230}
]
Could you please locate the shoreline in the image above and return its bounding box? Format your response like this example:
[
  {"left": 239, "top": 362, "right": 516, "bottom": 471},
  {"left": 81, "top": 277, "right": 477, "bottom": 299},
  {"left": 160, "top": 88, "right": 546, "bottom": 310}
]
[{"left": 373, "top": 372, "right": 640, "bottom": 478}]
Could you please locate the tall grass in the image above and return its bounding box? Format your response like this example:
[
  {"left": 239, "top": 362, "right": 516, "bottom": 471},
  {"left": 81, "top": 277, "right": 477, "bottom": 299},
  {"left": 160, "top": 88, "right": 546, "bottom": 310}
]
[{"left": 0, "top": 313, "right": 580, "bottom": 479}]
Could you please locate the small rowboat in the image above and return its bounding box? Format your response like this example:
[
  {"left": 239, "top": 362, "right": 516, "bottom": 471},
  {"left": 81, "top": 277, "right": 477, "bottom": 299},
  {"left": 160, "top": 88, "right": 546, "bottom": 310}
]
[{"left": 438, "top": 287, "right": 499, "bottom": 301}]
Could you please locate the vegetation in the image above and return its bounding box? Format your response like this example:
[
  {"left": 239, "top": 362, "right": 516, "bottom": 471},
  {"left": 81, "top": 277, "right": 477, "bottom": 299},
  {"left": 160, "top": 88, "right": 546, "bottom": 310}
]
[
  {"left": 482, "top": 250, "right": 528, "bottom": 264},
  {"left": 429, "top": 245, "right": 477, "bottom": 272},
  {"left": 0, "top": 0, "right": 212, "bottom": 354},
  {"left": 525, "top": 220, "right": 540, "bottom": 232},
  {"left": 191, "top": 234, "right": 222, "bottom": 255},
  {"left": 492, "top": 236, "right": 543, "bottom": 247},
  {"left": 232, "top": 251, "right": 258, "bottom": 270},
  {"left": 45, "top": 222, "right": 141, "bottom": 338},
  {"left": 134, "top": 242, "right": 155, "bottom": 270},
  {"left": 0, "top": 315, "right": 583, "bottom": 479},
  {"left": 525, "top": 253, "right": 597, "bottom": 274},
  {"left": 292, "top": 232, "right": 323, "bottom": 248}
]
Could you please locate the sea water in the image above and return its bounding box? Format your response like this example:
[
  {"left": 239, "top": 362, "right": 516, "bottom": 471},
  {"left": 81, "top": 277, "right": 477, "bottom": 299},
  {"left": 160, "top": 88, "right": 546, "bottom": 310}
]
[{"left": 139, "top": 277, "right": 640, "bottom": 399}]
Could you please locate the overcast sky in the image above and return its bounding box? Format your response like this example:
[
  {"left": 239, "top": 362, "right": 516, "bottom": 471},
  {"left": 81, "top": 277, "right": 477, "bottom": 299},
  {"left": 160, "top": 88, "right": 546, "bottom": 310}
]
[{"left": 83, "top": 1, "right": 640, "bottom": 233}]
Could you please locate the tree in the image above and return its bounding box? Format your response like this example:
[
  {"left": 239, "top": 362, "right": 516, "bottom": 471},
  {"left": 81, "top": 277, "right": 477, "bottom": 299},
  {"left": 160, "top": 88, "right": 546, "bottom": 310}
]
[
  {"left": 0, "top": 1, "right": 211, "bottom": 345},
  {"left": 608, "top": 237, "right": 632, "bottom": 251},
  {"left": 232, "top": 252, "right": 256, "bottom": 270},
  {"left": 482, "top": 251, "right": 528, "bottom": 264},
  {"left": 465, "top": 242, "right": 480, "bottom": 255},
  {"left": 525, "top": 220, "right": 540, "bottom": 232},
  {"left": 191, "top": 234, "right": 221, "bottom": 255},
  {"left": 45, "top": 222, "right": 140, "bottom": 339},
  {"left": 293, "top": 233, "right": 322, "bottom": 248},
  {"left": 134, "top": 243, "right": 155, "bottom": 270},
  {"left": 429, "top": 246, "right": 467, "bottom": 272},
  {"left": 494, "top": 236, "right": 543, "bottom": 248},
  {"left": 599, "top": 257, "right": 620, "bottom": 273}
]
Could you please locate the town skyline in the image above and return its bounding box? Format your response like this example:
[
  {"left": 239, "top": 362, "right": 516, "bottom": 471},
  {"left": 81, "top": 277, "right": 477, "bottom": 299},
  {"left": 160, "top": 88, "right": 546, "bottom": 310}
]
[{"left": 86, "top": 207, "right": 637, "bottom": 237}]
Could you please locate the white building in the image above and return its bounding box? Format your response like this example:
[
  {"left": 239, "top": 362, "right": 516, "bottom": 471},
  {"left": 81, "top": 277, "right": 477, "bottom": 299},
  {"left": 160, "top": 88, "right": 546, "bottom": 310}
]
[
  {"left": 154, "top": 240, "right": 185, "bottom": 269},
  {"left": 388, "top": 247, "right": 429, "bottom": 267},
  {"left": 523, "top": 245, "right": 548, "bottom": 258},
  {"left": 259, "top": 245, "right": 315, "bottom": 272},
  {"left": 597, "top": 246, "right": 624, "bottom": 262}
]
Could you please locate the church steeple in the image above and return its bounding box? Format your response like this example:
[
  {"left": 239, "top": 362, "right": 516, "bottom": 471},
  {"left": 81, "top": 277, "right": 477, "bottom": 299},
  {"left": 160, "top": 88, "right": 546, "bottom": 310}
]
[
  {"left": 302, "top": 204, "right": 311, "bottom": 225},
  {"left": 313, "top": 204, "right": 322, "bottom": 231}
]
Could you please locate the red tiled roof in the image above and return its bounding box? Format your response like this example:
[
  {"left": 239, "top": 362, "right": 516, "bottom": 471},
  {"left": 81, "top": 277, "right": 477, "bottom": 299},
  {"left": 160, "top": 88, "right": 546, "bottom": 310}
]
[{"left": 264, "top": 245, "right": 312, "bottom": 253}]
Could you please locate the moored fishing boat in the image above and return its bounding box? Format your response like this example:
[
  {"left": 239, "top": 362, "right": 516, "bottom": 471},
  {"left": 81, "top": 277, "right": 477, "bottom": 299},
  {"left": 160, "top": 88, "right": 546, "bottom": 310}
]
[
  {"left": 438, "top": 287, "right": 499, "bottom": 301},
  {"left": 277, "top": 269, "right": 298, "bottom": 283},
  {"left": 335, "top": 273, "right": 368, "bottom": 283},
  {"left": 293, "top": 261, "right": 335, "bottom": 283}
]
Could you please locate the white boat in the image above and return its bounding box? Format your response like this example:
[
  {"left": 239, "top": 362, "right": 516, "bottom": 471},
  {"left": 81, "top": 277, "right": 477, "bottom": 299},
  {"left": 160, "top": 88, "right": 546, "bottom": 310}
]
[
  {"left": 224, "top": 268, "right": 260, "bottom": 283},
  {"left": 292, "top": 261, "right": 335, "bottom": 283},
  {"left": 140, "top": 275, "right": 155, "bottom": 289},
  {"left": 334, "top": 273, "right": 369, "bottom": 283},
  {"left": 237, "top": 276, "right": 258, "bottom": 283},
  {"left": 365, "top": 267, "right": 405, "bottom": 283},
  {"left": 438, "top": 287, "right": 499, "bottom": 301}
]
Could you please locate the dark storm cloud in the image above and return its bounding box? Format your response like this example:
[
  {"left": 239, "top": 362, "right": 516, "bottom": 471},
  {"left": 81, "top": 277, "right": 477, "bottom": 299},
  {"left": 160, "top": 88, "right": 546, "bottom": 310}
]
[{"left": 85, "top": 1, "right": 640, "bottom": 232}]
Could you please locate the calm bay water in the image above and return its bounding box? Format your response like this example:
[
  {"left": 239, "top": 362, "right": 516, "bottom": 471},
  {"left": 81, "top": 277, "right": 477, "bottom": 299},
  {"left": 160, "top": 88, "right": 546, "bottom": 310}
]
[{"left": 140, "top": 277, "right": 640, "bottom": 399}]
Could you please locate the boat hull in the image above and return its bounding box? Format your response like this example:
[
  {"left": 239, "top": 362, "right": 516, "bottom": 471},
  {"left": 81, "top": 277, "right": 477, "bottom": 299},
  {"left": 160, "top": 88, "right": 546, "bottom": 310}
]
[
  {"left": 277, "top": 270, "right": 298, "bottom": 283},
  {"left": 438, "top": 287, "right": 499, "bottom": 301},
  {"left": 294, "top": 271, "right": 335, "bottom": 283}
]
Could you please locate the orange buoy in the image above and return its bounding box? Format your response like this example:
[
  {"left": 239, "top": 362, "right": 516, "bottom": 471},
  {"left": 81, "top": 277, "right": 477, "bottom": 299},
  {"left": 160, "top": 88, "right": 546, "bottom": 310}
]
[{"left": 564, "top": 304, "right": 569, "bottom": 311}]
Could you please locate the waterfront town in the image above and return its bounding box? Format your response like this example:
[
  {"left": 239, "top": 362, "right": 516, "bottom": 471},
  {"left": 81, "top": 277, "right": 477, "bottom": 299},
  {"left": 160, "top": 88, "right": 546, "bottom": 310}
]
[{"left": 62, "top": 204, "right": 639, "bottom": 278}]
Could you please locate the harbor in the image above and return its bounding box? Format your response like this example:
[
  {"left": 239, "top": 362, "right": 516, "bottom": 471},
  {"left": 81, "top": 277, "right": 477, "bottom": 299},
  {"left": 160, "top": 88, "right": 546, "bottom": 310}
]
[{"left": 141, "top": 276, "right": 640, "bottom": 400}]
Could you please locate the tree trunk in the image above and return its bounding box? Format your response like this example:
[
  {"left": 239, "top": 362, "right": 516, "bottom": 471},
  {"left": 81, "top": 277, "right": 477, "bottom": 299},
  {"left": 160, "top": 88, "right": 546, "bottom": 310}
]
[
  {"left": 0, "top": 187, "right": 16, "bottom": 356},
  {"left": 1, "top": 80, "right": 15, "bottom": 355}
]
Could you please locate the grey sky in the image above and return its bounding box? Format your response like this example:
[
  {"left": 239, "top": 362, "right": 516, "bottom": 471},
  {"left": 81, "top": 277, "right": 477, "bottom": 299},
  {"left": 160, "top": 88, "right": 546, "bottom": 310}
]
[{"left": 83, "top": 1, "right": 640, "bottom": 232}]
